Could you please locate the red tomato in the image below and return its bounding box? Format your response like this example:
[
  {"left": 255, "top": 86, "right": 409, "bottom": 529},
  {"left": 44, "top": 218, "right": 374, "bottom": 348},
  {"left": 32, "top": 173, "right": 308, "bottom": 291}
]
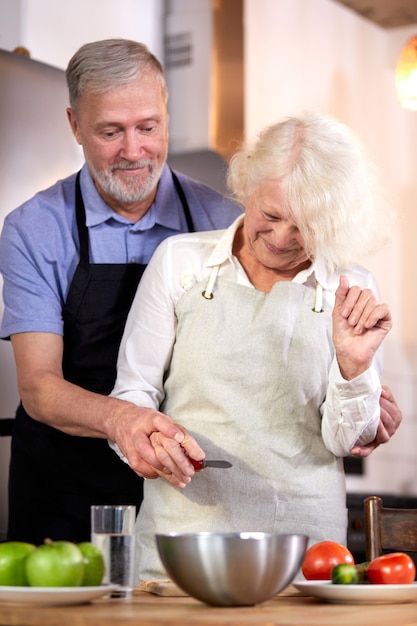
[
  {"left": 367, "top": 552, "right": 416, "bottom": 584},
  {"left": 301, "top": 541, "right": 354, "bottom": 580}
]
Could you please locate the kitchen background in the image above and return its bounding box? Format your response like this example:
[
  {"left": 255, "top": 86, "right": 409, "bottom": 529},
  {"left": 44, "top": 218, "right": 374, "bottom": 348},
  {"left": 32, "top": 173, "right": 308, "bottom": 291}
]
[{"left": 1, "top": 0, "right": 417, "bottom": 555}]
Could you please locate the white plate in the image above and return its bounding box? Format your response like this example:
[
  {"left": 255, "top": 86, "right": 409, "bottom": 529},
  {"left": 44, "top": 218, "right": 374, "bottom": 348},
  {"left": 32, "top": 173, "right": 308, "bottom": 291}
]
[
  {"left": 0, "top": 584, "right": 118, "bottom": 606},
  {"left": 294, "top": 580, "right": 417, "bottom": 604}
]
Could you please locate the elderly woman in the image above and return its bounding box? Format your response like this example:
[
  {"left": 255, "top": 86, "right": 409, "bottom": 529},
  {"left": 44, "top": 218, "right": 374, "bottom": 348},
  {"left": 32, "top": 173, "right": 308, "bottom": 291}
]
[{"left": 110, "top": 112, "right": 394, "bottom": 580}]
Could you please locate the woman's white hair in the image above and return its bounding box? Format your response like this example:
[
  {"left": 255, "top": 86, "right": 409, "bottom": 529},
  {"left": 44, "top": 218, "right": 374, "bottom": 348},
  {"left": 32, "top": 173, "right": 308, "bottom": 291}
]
[{"left": 227, "top": 112, "right": 395, "bottom": 273}]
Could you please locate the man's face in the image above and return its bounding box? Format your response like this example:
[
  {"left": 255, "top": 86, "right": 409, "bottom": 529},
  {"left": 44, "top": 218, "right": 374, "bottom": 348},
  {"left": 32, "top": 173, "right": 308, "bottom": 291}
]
[{"left": 67, "top": 73, "right": 168, "bottom": 217}]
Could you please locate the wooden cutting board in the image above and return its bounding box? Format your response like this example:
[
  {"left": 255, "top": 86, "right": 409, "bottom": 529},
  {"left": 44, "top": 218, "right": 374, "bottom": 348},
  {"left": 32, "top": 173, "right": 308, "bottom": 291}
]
[
  {"left": 138, "top": 580, "right": 301, "bottom": 598},
  {"left": 139, "top": 579, "right": 188, "bottom": 596}
]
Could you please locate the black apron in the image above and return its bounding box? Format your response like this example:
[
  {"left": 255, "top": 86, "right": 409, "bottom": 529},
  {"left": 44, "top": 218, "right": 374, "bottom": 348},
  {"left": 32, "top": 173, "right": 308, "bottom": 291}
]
[{"left": 7, "top": 170, "right": 195, "bottom": 544}]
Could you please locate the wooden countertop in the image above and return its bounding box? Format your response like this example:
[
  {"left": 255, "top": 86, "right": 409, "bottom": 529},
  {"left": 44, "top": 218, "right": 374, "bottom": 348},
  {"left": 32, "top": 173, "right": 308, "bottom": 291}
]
[{"left": 0, "top": 584, "right": 416, "bottom": 626}]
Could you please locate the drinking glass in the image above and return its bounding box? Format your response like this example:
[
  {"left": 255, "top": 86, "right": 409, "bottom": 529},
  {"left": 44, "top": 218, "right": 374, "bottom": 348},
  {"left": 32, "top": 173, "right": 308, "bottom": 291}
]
[{"left": 91, "top": 504, "right": 136, "bottom": 598}]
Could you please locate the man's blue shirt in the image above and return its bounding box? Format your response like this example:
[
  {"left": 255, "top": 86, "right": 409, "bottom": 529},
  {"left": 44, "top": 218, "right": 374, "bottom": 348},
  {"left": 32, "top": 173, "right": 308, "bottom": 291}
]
[{"left": 0, "top": 164, "right": 242, "bottom": 338}]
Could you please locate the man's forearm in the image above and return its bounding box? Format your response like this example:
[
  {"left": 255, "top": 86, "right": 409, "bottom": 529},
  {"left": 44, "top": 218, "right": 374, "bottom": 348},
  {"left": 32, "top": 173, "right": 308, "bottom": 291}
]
[{"left": 19, "top": 370, "right": 125, "bottom": 438}]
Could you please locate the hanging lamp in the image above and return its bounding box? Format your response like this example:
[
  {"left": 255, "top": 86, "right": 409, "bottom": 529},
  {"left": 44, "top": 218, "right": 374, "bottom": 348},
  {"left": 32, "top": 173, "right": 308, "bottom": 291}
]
[{"left": 396, "top": 35, "right": 417, "bottom": 111}]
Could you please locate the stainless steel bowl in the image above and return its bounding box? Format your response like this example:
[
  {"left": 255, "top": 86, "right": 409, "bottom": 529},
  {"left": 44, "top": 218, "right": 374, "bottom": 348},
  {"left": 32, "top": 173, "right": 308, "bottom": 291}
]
[{"left": 155, "top": 531, "right": 308, "bottom": 606}]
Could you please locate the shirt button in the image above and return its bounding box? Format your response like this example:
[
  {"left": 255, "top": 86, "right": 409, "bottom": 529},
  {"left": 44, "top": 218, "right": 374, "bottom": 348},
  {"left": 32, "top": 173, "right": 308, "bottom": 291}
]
[{"left": 130, "top": 258, "right": 138, "bottom": 264}]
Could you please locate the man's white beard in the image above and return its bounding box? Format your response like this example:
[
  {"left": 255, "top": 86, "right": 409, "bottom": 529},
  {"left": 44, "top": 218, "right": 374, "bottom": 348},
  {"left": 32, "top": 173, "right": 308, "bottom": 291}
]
[{"left": 89, "top": 159, "right": 164, "bottom": 204}]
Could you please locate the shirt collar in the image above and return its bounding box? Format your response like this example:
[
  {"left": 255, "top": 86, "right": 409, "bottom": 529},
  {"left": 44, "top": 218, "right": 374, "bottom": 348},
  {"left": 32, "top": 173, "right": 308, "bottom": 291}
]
[
  {"left": 80, "top": 164, "right": 183, "bottom": 231},
  {"left": 206, "top": 215, "right": 244, "bottom": 267},
  {"left": 207, "top": 214, "right": 337, "bottom": 289},
  {"left": 291, "top": 256, "right": 334, "bottom": 289}
]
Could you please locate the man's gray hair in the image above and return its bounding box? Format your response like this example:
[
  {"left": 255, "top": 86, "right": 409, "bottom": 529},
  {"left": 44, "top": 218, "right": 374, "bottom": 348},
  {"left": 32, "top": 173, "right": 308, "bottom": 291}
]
[{"left": 66, "top": 38, "right": 168, "bottom": 112}]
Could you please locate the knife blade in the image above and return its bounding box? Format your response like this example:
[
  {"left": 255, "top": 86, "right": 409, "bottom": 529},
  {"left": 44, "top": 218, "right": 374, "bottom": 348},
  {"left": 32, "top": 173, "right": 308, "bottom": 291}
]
[{"left": 189, "top": 458, "right": 233, "bottom": 472}]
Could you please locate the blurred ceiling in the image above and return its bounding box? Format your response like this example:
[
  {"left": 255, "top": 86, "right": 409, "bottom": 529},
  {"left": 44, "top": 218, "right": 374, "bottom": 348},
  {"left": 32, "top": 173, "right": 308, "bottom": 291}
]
[{"left": 332, "top": 0, "right": 417, "bottom": 28}]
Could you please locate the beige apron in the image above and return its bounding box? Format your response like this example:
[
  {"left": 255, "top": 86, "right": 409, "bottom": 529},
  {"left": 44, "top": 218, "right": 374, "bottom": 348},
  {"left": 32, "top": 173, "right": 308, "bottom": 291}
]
[{"left": 135, "top": 277, "right": 348, "bottom": 581}]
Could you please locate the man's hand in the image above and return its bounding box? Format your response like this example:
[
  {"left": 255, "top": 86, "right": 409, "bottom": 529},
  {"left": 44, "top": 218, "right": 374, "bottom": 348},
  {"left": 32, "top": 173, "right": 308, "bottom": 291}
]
[
  {"left": 350, "top": 385, "right": 402, "bottom": 457},
  {"left": 148, "top": 430, "right": 206, "bottom": 488},
  {"left": 109, "top": 404, "right": 205, "bottom": 488},
  {"left": 10, "top": 332, "right": 205, "bottom": 488}
]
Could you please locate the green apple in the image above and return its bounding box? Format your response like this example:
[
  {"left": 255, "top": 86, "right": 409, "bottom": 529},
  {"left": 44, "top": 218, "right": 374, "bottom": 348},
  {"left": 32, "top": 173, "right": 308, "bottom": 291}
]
[
  {"left": 0, "top": 541, "right": 36, "bottom": 586},
  {"left": 78, "top": 542, "right": 105, "bottom": 586},
  {"left": 24, "top": 540, "right": 84, "bottom": 587}
]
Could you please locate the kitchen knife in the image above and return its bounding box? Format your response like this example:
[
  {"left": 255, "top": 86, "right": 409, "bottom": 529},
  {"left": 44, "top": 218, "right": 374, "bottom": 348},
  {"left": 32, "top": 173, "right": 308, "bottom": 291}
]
[{"left": 189, "top": 458, "right": 233, "bottom": 472}]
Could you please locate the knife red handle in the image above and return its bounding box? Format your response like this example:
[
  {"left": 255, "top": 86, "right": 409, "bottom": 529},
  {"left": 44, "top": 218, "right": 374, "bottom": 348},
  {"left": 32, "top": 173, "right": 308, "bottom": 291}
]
[{"left": 189, "top": 457, "right": 205, "bottom": 472}]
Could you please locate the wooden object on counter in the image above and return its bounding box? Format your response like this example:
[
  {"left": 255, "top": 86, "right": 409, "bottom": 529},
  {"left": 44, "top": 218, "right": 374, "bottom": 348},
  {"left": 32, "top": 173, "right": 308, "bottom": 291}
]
[
  {"left": 139, "top": 579, "right": 187, "bottom": 596},
  {"left": 0, "top": 585, "right": 416, "bottom": 626},
  {"left": 365, "top": 495, "right": 417, "bottom": 562}
]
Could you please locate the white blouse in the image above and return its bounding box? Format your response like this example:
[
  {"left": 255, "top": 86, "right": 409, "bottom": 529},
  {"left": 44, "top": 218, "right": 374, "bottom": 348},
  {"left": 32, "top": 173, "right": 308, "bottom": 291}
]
[{"left": 111, "top": 216, "right": 383, "bottom": 457}]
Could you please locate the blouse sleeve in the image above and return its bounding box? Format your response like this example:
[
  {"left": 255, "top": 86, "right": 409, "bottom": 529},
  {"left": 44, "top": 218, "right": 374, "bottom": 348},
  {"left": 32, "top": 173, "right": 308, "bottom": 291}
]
[
  {"left": 321, "top": 356, "right": 381, "bottom": 456},
  {"left": 320, "top": 267, "right": 384, "bottom": 456},
  {"left": 110, "top": 239, "right": 178, "bottom": 410}
]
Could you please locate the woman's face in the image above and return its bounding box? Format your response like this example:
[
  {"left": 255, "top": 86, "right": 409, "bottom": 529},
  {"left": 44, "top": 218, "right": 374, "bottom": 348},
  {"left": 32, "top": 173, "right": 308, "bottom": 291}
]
[{"left": 242, "top": 180, "right": 310, "bottom": 276}]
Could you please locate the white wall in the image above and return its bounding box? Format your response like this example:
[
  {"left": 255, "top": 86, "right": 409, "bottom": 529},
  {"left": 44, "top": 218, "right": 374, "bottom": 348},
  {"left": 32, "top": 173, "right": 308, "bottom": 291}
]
[
  {"left": 0, "top": 0, "right": 21, "bottom": 50},
  {"left": 244, "top": 0, "right": 417, "bottom": 495},
  {"left": 7, "top": 0, "right": 165, "bottom": 68}
]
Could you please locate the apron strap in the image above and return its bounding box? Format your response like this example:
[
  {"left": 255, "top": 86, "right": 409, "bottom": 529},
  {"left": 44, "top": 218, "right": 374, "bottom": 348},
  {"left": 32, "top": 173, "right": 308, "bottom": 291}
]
[
  {"left": 170, "top": 169, "right": 195, "bottom": 233},
  {"left": 75, "top": 170, "right": 89, "bottom": 267},
  {"left": 202, "top": 266, "right": 220, "bottom": 299}
]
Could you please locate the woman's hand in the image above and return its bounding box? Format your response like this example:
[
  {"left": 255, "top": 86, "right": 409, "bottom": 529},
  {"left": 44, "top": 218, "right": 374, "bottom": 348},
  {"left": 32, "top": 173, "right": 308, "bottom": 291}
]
[
  {"left": 332, "top": 275, "right": 392, "bottom": 380},
  {"left": 108, "top": 402, "right": 205, "bottom": 487},
  {"left": 148, "top": 429, "right": 205, "bottom": 487}
]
